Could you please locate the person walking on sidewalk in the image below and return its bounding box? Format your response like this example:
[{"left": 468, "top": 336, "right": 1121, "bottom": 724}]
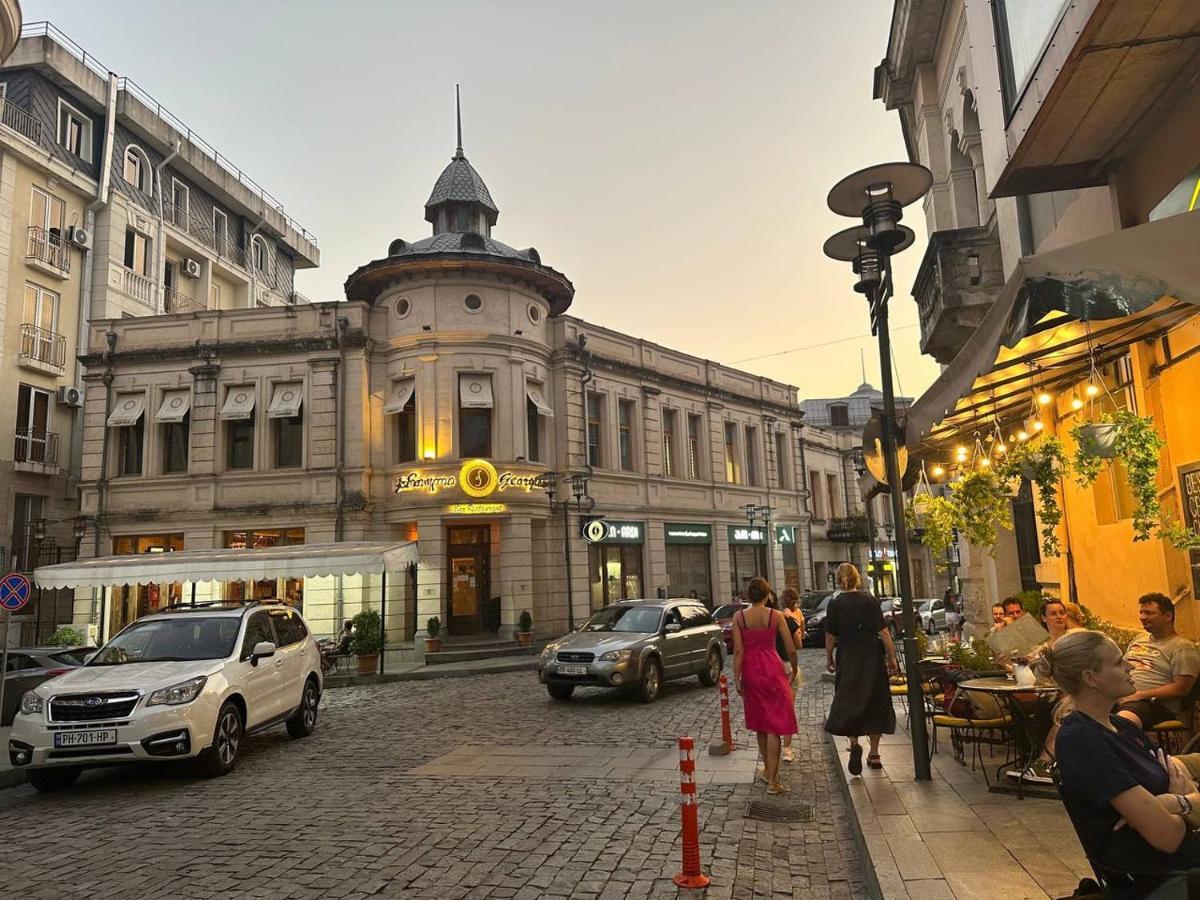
[
  {"left": 733, "top": 576, "right": 799, "bottom": 794},
  {"left": 773, "top": 588, "right": 805, "bottom": 763},
  {"left": 824, "top": 563, "right": 898, "bottom": 775}
]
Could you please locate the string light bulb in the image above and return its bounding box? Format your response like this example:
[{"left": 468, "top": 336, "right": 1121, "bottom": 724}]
[
  {"left": 1017, "top": 429, "right": 1030, "bottom": 442},
  {"left": 1086, "top": 383, "right": 1100, "bottom": 397},
  {"left": 978, "top": 457, "right": 990, "bottom": 468},
  {"left": 1033, "top": 420, "right": 1044, "bottom": 432},
  {"left": 1071, "top": 396, "right": 1084, "bottom": 410},
  {"left": 995, "top": 442, "right": 1007, "bottom": 455},
  {"left": 1037, "top": 392, "right": 1052, "bottom": 406},
  {"left": 932, "top": 465, "right": 945, "bottom": 478}
]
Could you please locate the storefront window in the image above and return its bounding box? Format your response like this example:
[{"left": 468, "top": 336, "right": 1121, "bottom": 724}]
[
  {"left": 110, "top": 533, "right": 184, "bottom": 635},
  {"left": 729, "top": 543, "right": 767, "bottom": 599},
  {"left": 223, "top": 528, "right": 305, "bottom": 607},
  {"left": 588, "top": 544, "right": 643, "bottom": 610}
]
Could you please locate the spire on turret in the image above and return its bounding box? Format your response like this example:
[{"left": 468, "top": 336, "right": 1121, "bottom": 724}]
[
  {"left": 455, "top": 83, "right": 464, "bottom": 159},
  {"left": 425, "top": 86, "right": 499, "bottom": 235}
]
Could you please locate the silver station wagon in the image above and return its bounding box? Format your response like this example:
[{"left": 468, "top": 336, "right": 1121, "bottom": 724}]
[{"left": 537, "top": 599, "right": 725, "bottom": 703}]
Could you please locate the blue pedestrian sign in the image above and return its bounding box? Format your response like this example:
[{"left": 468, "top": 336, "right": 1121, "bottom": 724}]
[{"left": 0, "top": 572, "right": 32, "bottom": 612}]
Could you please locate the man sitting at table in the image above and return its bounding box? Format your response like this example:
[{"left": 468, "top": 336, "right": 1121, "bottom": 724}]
[
  {"left": 989, "top": 603, "right": 1007, "bottom": 632},
  {"left": 1116, "top": 593, "right": 1200, "bottom": 731},
  {"left": 1003, "top": 597, "right": 1025, "bottom": 624}
]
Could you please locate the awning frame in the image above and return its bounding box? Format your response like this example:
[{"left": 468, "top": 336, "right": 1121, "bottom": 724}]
[
  {"left": 155, "top": 389, "right": 191, "bottom": 424},
  {"left": 459, "top": 374, "right": 494, "bottom": 409},
  {"left": 107, "top": 392, "right": 146, "bottom": 428},
  {"left": 220, "top": 385, "right": 256, "bottom": 421},
  {"left": 267, "top": 381, "right": 304, "bottom": 419},
  {"left": 383, "top": 379, "right": 416, "bottom": 415},
  {"left": 526, "top": 381, "right": 554, "bottom": 417}
]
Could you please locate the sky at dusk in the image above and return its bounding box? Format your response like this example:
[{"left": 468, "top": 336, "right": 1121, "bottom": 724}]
[{"left": 24, "top": 0, "right": 941, "bottom": 401}]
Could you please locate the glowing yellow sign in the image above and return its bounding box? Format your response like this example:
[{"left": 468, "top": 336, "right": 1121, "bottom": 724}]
[
  {"left": 392, "top": 460, "right": 555, "bottom": 496},
  {"left": 460, "top": 459, "right": 499, "bottom": 498},
  {"left": 448, "top": 503, "right": 507, "bottom": 515}
]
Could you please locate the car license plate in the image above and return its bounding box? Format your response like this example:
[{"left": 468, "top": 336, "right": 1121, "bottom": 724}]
[
  {"left": 558, "top": 665, "right": 588, "bottom": 675},
  {"left": 53, "top": 730, "right": 117, "bottom": 748}
]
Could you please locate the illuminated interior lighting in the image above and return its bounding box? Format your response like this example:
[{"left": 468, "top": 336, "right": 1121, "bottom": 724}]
[
  {"left": 1086, "top": 383, "right": 1100, "bottom": 397},
  {"left": 978, "top": 457, "right": 990, "bottom": 468},
  {"left": 1071, "top": 397, "right": 1084, "bottom": 410},
  {"left": 995, "top": 443, "right": 1007, "bottom": 455},
  {"left": 1033, "top": 420, "right": 1044, "bottom": 432},
  {"left": 931, "top": 465, "right": 945, "bottom": 478},
  {"left": 1016, "top": 430, "right": 1029, "bottom": 442},
  {"left": 423, "top": 449, "right": 436, "bottom": 460},
  {"left": 1037, "top": 392, "right": 1052, "bottom": 406}
]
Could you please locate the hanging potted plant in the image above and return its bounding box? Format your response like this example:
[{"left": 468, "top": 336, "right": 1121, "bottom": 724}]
[
  {"left": 908, "top": 494, "right": 958, "bottom": 565},
  {"left": 350, "top": 610, "right": 382, "bottom": 675},
  {"left": 950, "top": 471, "right": 1012, "bottom": 552},
  {"left": 998, "top": 436, "right": 1069, "bottom": 557},
  {"left": 1072, "top": 410, "right": 1165, "bottom": 541},
  {"left": 425, "top": 616, "right": 442, "bottom": 654}
]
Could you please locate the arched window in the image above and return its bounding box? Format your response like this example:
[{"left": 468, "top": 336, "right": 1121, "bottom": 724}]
[
  {"left": 122, "top": 145, "right": 149, "bottom": 193},
  {"left": 251, "top": 234, "right": 271, "bottom": 278}
]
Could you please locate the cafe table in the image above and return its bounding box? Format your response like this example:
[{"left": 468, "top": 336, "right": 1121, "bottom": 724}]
[{"left": 957, "top": 676, "right": 1062, "bottom": 799}]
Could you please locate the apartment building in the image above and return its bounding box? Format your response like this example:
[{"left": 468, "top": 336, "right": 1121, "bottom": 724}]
[
  {"left": 66, "top": 132, "right": 831, "bottom": 658},
  {"left": 1, "top": 23, "right": 318, "bottom": 642},
  {"left": 877, "top": 0, "right": 1200, "bottom": 632}
]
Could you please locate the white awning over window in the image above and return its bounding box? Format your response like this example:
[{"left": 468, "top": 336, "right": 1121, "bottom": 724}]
[
  {"left": 459, "top": 374, "right": 494, "bottom": 409},
  {"left": 155, "top": 389, "right": 191, "bottom": 424},
  {"left": 267, "top": 382, "right": 304, "bottom": 419},
  {"left": 107, "top": 393, "right": 145, "bottom": 427},
  {"left": 383, "top": 379, "right": 415, "bottom": 415},
  {"left": 526, "top": 382, "right": 554, "bottom": 417},
  {"left": 220, "top": 386, "right": 256, "bottom": 421}
]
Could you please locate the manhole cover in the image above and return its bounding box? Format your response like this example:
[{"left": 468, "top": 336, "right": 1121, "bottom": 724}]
[{"left": 745, "top": 800, "right": 815, "bottom": 823}]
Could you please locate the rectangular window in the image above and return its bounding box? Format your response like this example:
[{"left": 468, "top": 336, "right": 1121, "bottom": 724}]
[
  {"left": 124, "top": 228, "right": 151, "bottom": 275},
  {"left": 170, "top": 177, "right": 189, "bottom": 229},
  {"left": 587, "top": 393, "right": 603, "bottom": 468},
  {"left": 687, "top": 414, "right": 703, "bottom": 480},
  {"left": 30, "top": 186, "right": 65, "bottom": 234},
  {"left": 118, "top": 415, "right": 144, "bottom": 476},
  {"left": 227, "top": 412, "right": 255, "bottom": 470},
  {"left": 724, "top": 422, "right": 740, "bottom": 484},
  {"left": 994, "top": 0, "right": 1071, "bottom": 111},
  {"left": 775, "top": 430, "right": 789, "bottom": 488},
  {"left": 163, "top": 414, "right": 190, "bottom": 474},
  {"left": 275, "top": 414, "right": 303, "bottom": 468},
  {"left": 209, "top": 281, "right": 221, "bottom": 309},
  {"left": 827, "top": 473, "right": 840, "bottom": 519},
  {"left": 57, "top": 98, "right": 92, "bottom": 161},
  {"left": 212, "top": 208, "right": 229, "bottom": 253},
  {"left": 527, "top": 397, "right": 541, "bottom": 463},
  {"left": 662, "top": 408, "right": 677, "bottom": 477},
  {"left": 829, "top": 404, "right": 850, "bottom": 427},
  {"left": 809, "top": 470, "right": 824, "bottom": 519},
  {"left": 15, "top": 384, "right": 51, "bottom": 464},
  {"left": 458, "top": 374, "right": 493, "bottom": 459},
  {"left": 744, "top": 426, "right": 760, "bottom": 487},
  {"left": 395, "top": 390, "right": 417, "bottom": 463},
  {"left": 618, "top": 399, "right": 635, "bottom": 472},
  {"left": 23, "top": 283, "right": 59, "bottom": 359},
  {"left": 122, "top": 146, "right": 142, "bottom": 188}
]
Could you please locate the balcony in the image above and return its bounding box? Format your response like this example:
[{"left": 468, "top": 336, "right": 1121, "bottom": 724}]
[
  {"left": 164, "top": 285, "right": 205, "bottom": 314},
  {"left": 110, "top": 263, "right": 156, "bottom": 308},
  {"left": 18, "top": 323, "right": 67, "bottom": 375},
  {"left": 0, "top": 96, "right": 42, "bottom": 145},
  {"left": 26, "top": 226, "right": 70, "bottom": 278},
  {"left": 6, "top": 539, "right": 75, "bottom": 575},
  {"left": 14, "top": 428, "right": 59, "bottom": 473},
  {"left": 827, "top": 515, "right": 870, "bottom": 543},
  {"left": 911, "top": 224, "right": 1005, "bottom": 365}
]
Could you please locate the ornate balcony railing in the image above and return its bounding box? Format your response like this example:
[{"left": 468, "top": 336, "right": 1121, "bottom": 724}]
[
  {"left": 164, "top": 285, "right": 204, "bottom": 314},
  {"left": 6, "top": 538, "right": 75, "bottom": 574},
  {"left": 0, "top": 96, "right": 42, "bottom": 144},
  {"left": 14, "top": 428, "right": 59, "bottom": 467},
  {"left": 27, "top": 226, "right": 70, "bottom": 274},
  {"left": 118, "top": 266, "right": 156, "bottom": 306},
  {"left": 19, "top": 323, "right": 67, "bottom": 368},
  {"left": 827, "top": 515, "right": 871, "bottom": 543},
  {"left": 911, "top": 224, "right": 1003, "bottom": 365}
]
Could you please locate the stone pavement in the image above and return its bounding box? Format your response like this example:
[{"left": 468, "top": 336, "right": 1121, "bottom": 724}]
[
  {"left": 833, "top": 701, "right": 1092, "bottom": 899},
  {"left": 0, "top": 651, "right": 867, "bottom": 899}
]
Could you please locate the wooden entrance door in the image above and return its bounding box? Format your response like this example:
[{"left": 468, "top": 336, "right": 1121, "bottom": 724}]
[{"left": 447, "top": 526, "right": 490, "bottom": 635}]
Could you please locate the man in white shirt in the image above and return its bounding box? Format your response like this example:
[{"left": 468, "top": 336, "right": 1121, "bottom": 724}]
[{"left": 1117, "top": 593, "right": 1200, "bottom": 730}]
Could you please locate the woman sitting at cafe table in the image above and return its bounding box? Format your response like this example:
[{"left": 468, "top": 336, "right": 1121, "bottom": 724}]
[{"left": 1042, "top": 629, "right": 1200, "bottom": 898}]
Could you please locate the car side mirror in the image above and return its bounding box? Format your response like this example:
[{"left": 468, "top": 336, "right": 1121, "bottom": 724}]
[
  {"left": 250, "top": 641, "right": 276, "bottom": 666},
  {"left": 664, "top": 622, "right": 682, "bottom": 634}
]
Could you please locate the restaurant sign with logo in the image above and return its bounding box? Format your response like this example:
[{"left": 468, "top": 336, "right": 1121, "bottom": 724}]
[
  {"left": 664, "top": 524, "right": 712, "bottom": 544},
  {"left": 393, "top": 459, "right": 554, "bottom": 497},
  {"left": 727, "top": 526, "right": 767, "bottom": 544},
  {"left": 585, "top": 519, "right": 645, "bottom": 544},
  {"left": 775, "top": 525, "right": 795, "bottom": 545}
]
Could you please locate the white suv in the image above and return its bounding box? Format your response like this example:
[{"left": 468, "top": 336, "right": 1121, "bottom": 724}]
[{"left": 8, "top": 603, "right": 322, "bottom": 792}]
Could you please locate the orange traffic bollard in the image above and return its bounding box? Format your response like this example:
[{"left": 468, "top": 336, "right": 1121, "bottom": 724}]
[
  {"left": 673, "top": 736, "right": 711, "bottom": 890},
  {"left": 719, "top": 674, "right": 735, "bottom": 751}
]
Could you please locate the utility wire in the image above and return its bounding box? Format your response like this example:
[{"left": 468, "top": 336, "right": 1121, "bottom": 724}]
[{"left": 730, "top": 324, "right": 919, "bottom": 364}]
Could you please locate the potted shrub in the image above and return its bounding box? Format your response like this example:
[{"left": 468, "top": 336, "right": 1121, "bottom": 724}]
[
  {"left": 350, "top": 610, "right": 381, "bottom": 675},
  {"left": 998, "top": 437, "right": 1069, "bottom": 557},
  {"left": 425, "top": 616, "right": 442, "bottom": 653},
  {"left": 1072, "top": 410, "right": 1165, "bottom": 541},
  {"left": 517, "top": 610, "right": 533, "bottom": 645},
  {"left": 46, "top": 626, "right": 86, "bottom": 647}
]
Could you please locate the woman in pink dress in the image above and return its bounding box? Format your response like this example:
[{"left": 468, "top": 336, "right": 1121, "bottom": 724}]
[{"left": 733, "top": 577, "right": 799, "bottom": 794}]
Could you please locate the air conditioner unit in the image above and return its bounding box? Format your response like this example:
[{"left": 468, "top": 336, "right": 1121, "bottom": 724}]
[
  {"left": 57, "top": 385, "right": 84, "bottom": 408},
  {"left": 182, "top": 258, "right": 202, "bottom": 278},
  {"left": 67, "top": 226, "right": 91, "bottom": 250}
]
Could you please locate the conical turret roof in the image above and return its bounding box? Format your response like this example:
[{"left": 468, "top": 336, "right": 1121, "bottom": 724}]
[{"left": 424, "top": 153, "right": 499, "bottom": 225}]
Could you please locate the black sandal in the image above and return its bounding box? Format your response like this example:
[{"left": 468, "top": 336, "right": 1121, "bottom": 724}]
[{"left": 848, "top": 743, "right": 863, "bottom": 775}]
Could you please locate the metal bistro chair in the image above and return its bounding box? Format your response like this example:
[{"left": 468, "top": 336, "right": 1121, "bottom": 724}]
[{"left": 1152, "top": 678, "right": 1200, "bottom": 754}]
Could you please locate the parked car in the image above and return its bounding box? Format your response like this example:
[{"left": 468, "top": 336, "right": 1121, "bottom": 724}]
[
  {"left": 713, "top": 601, "right": 747, "bottom": 652},
  {"left": 2, "top": 646, "right": 94, "bottom": 726},
  {"left": 537, "top": 599, "right": 725, "bottom": 703},
  {"left": 800, "top": 591, "right": 836, "bottom": 647},
  {"left": 879, "top": 599, "right": 898, "bottom": 634},
  {"left": 917, "top": 598, "right": 946, "bottom": 634},
  {"left": 9, "top": 602, "right": 323, "bottom": 792}
]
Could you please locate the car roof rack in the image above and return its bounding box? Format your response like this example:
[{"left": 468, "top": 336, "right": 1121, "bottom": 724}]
[{"left": 153, "top": 601, "right": 255, "bottom": 613}]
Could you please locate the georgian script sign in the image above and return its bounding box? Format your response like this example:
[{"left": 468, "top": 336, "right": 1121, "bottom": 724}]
[{"left": 393, "top": 460, "right": 555, "bottom": 498}]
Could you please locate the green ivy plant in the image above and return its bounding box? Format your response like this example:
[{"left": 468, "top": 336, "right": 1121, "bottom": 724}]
[
  {"left": 1160, "top": 519, "right": 1200, "bottom": 552},
  {"left": 950, "top": 471, "right": 1012, "bottom": 551},
  {"left": 948, "top": 638, "right": 996, "bottom": 672},
  {"left": 1110, "top": 409, "right": 1166, "bottom": 541},
  {"left": 910, "top": 495, "right": 959, "bottom": 565},
  {"left": 998, "top": 437, "right": 1069, "bottom": 557},
  {"left": 1069, "top": 420, "right": 1106, "bottom": 488}
]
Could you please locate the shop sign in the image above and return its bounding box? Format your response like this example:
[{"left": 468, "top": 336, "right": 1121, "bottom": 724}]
[
  {"left": 664, "top": 524, "right": 712, "bottom": 544},
  {"left": 775, "top": 525, "right": 795, "bottom": 545},
  {"left": 447, "top": 503, "right": 507, "bottom": 515},
  {"left": 586, "top": 519, "right": 644, "bottom": 544},
  {"left": 727, "top": 525, "right": 767, "bottom": 544},
  {"left": 393, "top": 459, "right": 554, "bottom": 497},
  {"left": 1178, "top": 463, "right": 1200, "bottom": 597}
]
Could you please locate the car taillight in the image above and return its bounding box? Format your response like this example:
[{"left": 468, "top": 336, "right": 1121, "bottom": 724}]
[{"left": 46, "top": 668, "right": 70, "bottom": 677}]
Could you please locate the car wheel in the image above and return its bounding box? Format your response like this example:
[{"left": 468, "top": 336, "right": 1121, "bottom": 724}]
[
  {"left": 27, "top": 766, "right": 80, "bottom": 793},
  {"left": 638, "top": 658, "right": 662, "bottom": 703},
  {"left": 698, "top": 649, "right": 721, "bottom": 687},
  {"left": 286, "top": 678, "right": 320, "bottom": 739},
  {"left": 547, "top": 684, "right": 574, "bottom": 701},
  {"left": 200, "top": 701, "right": 243, "bottom": 777}
]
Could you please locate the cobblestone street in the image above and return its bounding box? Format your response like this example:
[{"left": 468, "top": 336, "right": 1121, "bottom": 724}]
[{"left": 0, "top": 651, "right": 867, "bottom": 899}]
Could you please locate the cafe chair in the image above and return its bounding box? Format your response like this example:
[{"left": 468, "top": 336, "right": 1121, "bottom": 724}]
[{"left": 1152, "top": 679, "right": 1200, "bottom": 754}]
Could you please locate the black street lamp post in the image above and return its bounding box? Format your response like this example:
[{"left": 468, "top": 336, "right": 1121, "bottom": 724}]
[
  {"left": 824, "top": 161, "right": 934, "bottom": 780},
  {"left": 544, "top": 472, "right": 594, "bottom": 632}
]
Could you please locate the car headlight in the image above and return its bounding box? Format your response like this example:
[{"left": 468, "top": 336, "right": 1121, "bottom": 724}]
[
  {"left": 540, "top": 643, "right": 560, "bottom": 661},
  {"left": 147, "top": 676, "right": 208, "bottom": 707},
  {"left": 599, "top": 649, "right": 634, "bottom": 662},
  {"left": 19, "top": 692, "right": 44, "bottom": 716}
]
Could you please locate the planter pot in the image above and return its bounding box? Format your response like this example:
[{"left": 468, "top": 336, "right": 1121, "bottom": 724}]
[
  {"left": 517, "top": 631, "right": 532, "bottom": 646},
  {"left": 1077, "top": 423, "right": 1119, "bottom": 459},
  {"left": 354, "top": 653, "right": 379, "bottom": 675},
  {"left": 424, "top": 637, "right": 442, "bottom": 653}
]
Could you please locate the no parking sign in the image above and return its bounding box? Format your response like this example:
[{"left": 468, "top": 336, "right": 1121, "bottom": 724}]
[{"left": 0, "top": 572, "right": 31, "bottom": 612}]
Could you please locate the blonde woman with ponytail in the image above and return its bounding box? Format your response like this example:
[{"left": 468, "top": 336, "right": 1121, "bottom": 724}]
[{"left": 823, "top": 563, "right": 898, "bottom": 775}]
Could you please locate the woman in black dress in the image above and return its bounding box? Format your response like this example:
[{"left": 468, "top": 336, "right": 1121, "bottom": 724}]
[{"left": 824, "top": 563, "right": 898, "bottom": 775}]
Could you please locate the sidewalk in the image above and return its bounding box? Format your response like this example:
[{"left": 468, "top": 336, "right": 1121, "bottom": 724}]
[
  {"left": 833, "top": 711, "right": 1092, "bottom": 899},
  {"left": 323, "top": 655, "right": 537, "bottom": 688}
]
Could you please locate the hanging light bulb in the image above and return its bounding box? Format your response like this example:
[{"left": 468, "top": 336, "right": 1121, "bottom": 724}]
[
  {"left": 995, "top": 442, "right": 1007, "bottom": 455},
  {"left": 1038, "top": 392, "right": 1052, "bottom": 406},
  {"left": 1033, "top": 420, "right": 1044, "bottom": 432},
  {"left": 978, "top": 457, "right": 990, "bottom": 468},
  {"left": 1017, "top": 429, "right": 1030, "bottom": 442},
  {"left": 931, "top": 465, "right": 945, "bottom": 478},
  {"left": 1071, "top": 396, "right": 1084, "bottom": 410},
  {"left": 1086, "top": 383, "right": 1100, "bottom": 397}
]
